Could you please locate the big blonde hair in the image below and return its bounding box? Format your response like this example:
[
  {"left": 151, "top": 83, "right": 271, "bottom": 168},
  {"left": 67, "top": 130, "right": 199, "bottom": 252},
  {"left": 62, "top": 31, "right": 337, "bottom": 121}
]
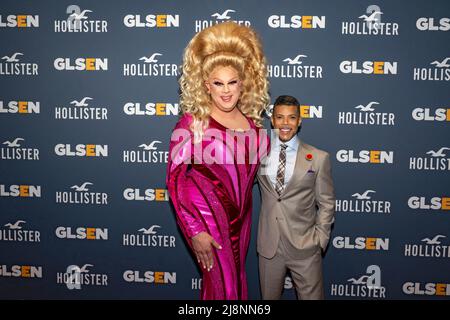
[{"left": 179, "top": 22, "right": 270, "bottom": 143}]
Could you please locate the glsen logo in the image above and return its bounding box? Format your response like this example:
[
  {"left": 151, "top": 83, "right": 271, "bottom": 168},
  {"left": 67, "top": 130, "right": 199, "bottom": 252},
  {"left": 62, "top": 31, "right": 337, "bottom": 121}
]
[
  {"left": 55, "top": 97, "right": 108, "bottom": 120},
  {"left": 409, "top": 147, "right": 450, "bottom": 171},
  {"left": 0, "top": 100, "right": 40, "bottom": 114},
  {"left": 413, "top": 57, "right": 450, "bottom": 81},
  {"left": 54, "top": 144, "right": 108, "bottom": 157},
  {"left": 54, "top": 58, "right": 108, "bottom": 71},
  {"left": 0, "top": 220, "right": 41, "bottom": 243},
  {"left": 122, "top": 225, "right": 176, "bottom": 247},
  {"left": 123, "top": 102, "right": 179, "bottom": 116},
  {"left": 0, "top": 15, "right": 39, "bottom": 28},
  {"left": 268, "top": 54, "right": 323, "bottom": 79},
  {"left": 123, "top": 14, "right": 179, "bottom": 28},
  {"left": 123, "top": 270, "right": 176, "bottom": 284},
  {"left": 341, "top": 5, "right": 399, "bottom": 36},
  {"left": 412, "top": 107, "right": 450, "bottom": 122},
  {"left": 403, "top": 282, "right": 450, "bottom": 296},
  {"left": 404, "top": 234, "right": 450, "bottom": 258},
  {"left": 336, "top": 150, "right": 394, "bottom": 164},
  {"left": 54, "top": 5, "right": 108, "bottom": 32},
  {"left": 0, "top": 265, "right": 42, "bottom": 278},
  {"left": 194, "top": 9, "right": 251, "bottom": 32},
  {"left": 340, "top": 60, "right": 397, "bottom": 75},
  {"left": 57, "top": 264, "right": 108, "bottom": 289},
  {"left": 267, "top": 15, "right": 326, "bottom": 29},
  {"left": 55, "top": 182, "right": 108, "bottom": 205},
  {"left": 407, "top": 196, "right": 450, "bottom": 211},
  {"left": 338, "top": 101, "right": 395, "bottom": 126},
  {"left": 0, "top": 184, "right": 41, "bottom": 197},
  {"left": 123, "top": 141, "right": 168, "bottom": 164},
  {"left": 1, "top": 137, "right": 40, "bottom": 160},
  {"left": 330, "top": 265, "right": 386, "bottom": 298},
  {"left": 416, "top": 17, "right": 450, "bottom": 31},
  {"left": 0, "top": 52, "right": 38, "bottom": 76},
  {"left": 123, "top": 188, "right": 169, "bottom": 202},
  {"left": 332, "top": 236, "right": 389, "bottom": 250},
  {"left": 265, "top": 104, "right": 323, "bottom": 119},
  {"left": 299, "top": 105, "right": 322, "bottom": 118},
  {"left": 336, "top": 190, "right": 391, "bottom": 214},
  {"left": 123, "top": 53, "right": 179, "bottom": 77},
  {"left": 55, "top": 227, "right": 108, "bottom": 240}
]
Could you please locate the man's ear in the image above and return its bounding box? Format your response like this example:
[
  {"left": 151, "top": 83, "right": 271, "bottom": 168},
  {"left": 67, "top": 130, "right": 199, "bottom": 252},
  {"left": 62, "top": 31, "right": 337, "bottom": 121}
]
[{"left": 298, "top": 117, "right": 302, "bottom": 127}]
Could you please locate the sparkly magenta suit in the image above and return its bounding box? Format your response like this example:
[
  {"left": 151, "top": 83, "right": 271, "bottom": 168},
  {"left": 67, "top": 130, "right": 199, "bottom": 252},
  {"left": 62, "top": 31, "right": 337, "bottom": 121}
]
[{"left": 166, "top": 113, "right": 269, "bottom": 300}]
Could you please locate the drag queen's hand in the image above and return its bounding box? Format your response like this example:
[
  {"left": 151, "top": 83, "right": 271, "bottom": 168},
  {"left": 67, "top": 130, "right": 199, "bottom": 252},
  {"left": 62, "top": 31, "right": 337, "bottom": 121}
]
[{"left": 191, "top": 232, "right": 222, "bottom": 271}]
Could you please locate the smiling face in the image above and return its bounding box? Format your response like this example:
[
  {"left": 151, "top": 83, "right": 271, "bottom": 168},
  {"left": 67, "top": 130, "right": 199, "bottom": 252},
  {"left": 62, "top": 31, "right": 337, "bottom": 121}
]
[
  {"left": 205, "top": 66, "right": 242, "bottom": 114},
  {"left": 271, "top": 104, "right": 302, "bottom": 142}
]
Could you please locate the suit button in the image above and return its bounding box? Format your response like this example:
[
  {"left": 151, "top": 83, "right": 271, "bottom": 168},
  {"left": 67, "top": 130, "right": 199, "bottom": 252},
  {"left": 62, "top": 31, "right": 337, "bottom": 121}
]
[{"left": 277, "top": 198, "right": 281, "bottom": 202}]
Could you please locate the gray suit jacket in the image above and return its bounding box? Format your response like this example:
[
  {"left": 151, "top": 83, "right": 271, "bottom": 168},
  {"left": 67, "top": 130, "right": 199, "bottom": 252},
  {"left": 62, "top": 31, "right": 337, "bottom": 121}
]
[{"left": 257, "top": 140, "right": 335, "bottom": 259}]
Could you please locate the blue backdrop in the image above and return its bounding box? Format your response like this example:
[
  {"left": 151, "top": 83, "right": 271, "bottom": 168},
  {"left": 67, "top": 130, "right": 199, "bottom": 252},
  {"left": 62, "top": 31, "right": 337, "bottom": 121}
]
[{"left": 0, "top": 0, "right": 449, "bottom": 299}]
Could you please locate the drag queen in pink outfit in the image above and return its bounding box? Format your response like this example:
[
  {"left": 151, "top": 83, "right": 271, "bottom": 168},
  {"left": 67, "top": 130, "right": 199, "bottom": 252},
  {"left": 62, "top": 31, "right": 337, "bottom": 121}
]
[{"left": 166, "top": 22, "right": 270, "bottom": 300}]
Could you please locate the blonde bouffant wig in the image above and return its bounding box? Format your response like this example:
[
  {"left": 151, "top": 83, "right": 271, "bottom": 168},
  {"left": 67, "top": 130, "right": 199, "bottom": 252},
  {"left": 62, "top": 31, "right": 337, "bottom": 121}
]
[{"left": 179, "top": 22, "right": 270, "bottom": 143}]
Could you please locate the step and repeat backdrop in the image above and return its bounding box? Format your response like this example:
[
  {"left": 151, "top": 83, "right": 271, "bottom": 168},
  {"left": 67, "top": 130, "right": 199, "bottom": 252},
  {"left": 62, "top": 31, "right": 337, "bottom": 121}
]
[{"left": 0, "top": 0, "right": 449, "bottom": 299}]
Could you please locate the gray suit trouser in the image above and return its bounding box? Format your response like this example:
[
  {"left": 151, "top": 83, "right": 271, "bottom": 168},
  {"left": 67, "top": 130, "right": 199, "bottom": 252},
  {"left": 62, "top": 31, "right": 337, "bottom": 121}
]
[{"left": 259, "top": 234, "right": 324, "bottom": 300}]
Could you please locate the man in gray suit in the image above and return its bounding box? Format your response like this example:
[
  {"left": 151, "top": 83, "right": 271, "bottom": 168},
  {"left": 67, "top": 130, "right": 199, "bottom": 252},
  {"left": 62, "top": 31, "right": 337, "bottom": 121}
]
[{"left": 257, "top": 95, "right": 335, "bottom": 300}]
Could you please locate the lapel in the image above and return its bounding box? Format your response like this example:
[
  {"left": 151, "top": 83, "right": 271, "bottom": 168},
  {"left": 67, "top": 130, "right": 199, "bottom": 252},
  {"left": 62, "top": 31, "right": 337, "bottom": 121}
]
[{"left": 258, "top": 159, "right": 275, "bottom": 195}]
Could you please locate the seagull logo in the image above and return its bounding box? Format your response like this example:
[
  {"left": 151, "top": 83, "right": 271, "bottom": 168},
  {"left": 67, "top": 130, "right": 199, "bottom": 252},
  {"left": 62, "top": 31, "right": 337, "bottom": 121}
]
[
  {"left": 4, "top": 220, "right": 26, "bottom": 230},
  {"left": 430, "top": 57, "right": 450, "bottom": 68},
  {"left": 139, "top": 53, "right": 162, "bottom": 63},
  {"left": 355, "top": 101, "right": 379, "bottom": 112},
  {"left": 2, "top": 52, "right": 23, "bottom": 62},
  {"left": 138, "top": 225, "right": 161, "bottom": 235},
  {"left": 77, "top": 264, "right": 93, "bottom": 273},
  {"left": 421, "top": 235, "right": 446, "bottom": 245},
  {"left": 70, "top": 97, "right": 92, "bottom": 107},
  {"left": 69, "top": 9, "right": 92, "bottom": 20},
  {"left": 70, "top": 182, "right": 93, "bottom": 192},
  {"left": 211, "top": 9, "right": 235, "bottom": 20},
  {"left": 347, "top": 275, "right": 369, "bottom": 285},
  {"left": 426, "top": 147, "right": 450, "bottom": 157},
  {"left": 283, "top": 55, "right": 307, "bottom": 65},
  {"left": 352, "top": 190, "right": 376, "bottom": 200},
  {"left": 3, "top": 138, "right": 24, "bottom": 147},
  {"left": 138, "top": 141, "right": 162, "bottom": 150},
  {"left": 358, "top": 11, "right": 383, "bottom": 22}
]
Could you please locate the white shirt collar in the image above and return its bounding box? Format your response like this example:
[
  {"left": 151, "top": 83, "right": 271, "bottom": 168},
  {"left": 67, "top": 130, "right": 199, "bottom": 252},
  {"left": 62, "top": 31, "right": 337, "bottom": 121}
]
[{"left": 272, "top": 133, "right": 300, "bottom": 152}]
